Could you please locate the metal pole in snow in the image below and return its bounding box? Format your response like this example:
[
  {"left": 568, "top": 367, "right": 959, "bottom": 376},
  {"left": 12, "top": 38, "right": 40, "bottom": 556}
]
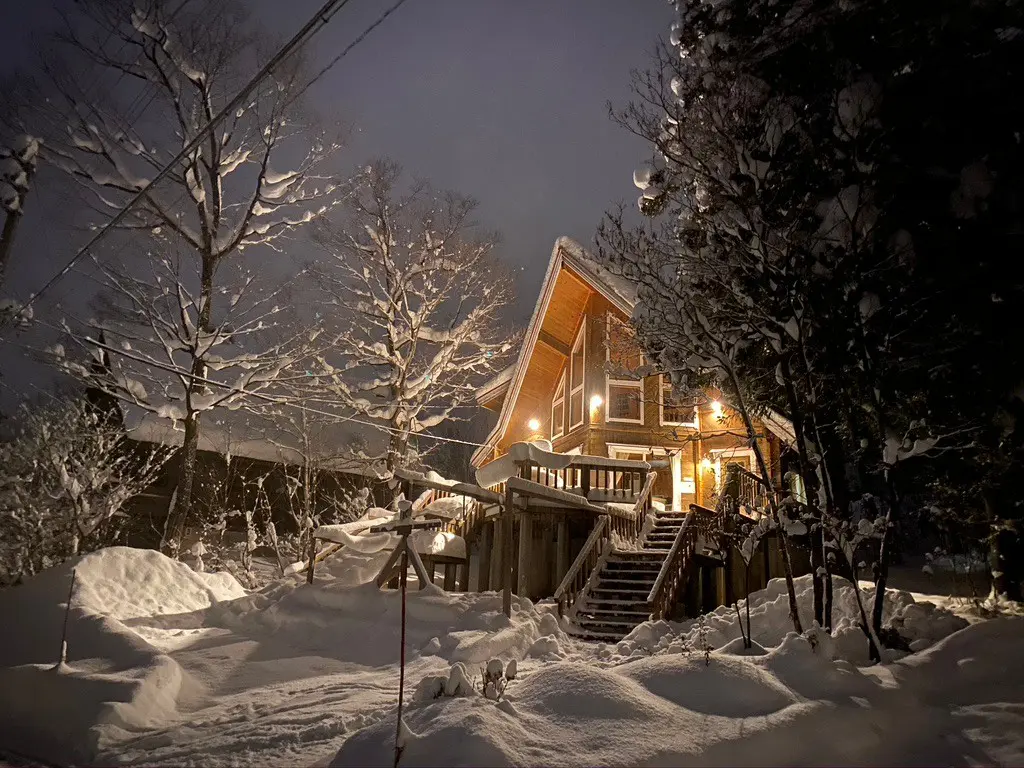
[
  {"left": 393, "top": 546, "right": 408, "bottom": 768},
  {"left": 58, "top": 569, "right": 76, "bottom": 666}
]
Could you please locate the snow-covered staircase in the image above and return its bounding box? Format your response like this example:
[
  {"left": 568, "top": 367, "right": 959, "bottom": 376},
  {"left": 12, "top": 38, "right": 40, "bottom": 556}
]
[{"left": 568, "top": 510, "right": 720, "bottom": 642}]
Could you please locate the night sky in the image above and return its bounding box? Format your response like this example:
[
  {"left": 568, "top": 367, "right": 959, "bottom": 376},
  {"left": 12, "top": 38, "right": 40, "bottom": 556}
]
[{"left": 0, "top": 0, "right": 672, "bottom": 402}]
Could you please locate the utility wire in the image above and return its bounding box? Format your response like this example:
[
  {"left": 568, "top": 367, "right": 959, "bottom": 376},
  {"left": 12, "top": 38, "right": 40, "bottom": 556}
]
[
  {"left": 5, "top": 0, "right": 372, "bottom": 328},
  {"left": 77, "top": 333, "right": 494, "bottom": 450}
]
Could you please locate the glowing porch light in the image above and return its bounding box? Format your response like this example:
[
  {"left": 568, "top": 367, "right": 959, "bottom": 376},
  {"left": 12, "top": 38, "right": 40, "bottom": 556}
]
[
  {"left": 710, "top": 400, "right": 724, "bottom": 419},
  {"left": 700, "top": 457, "right": 713, "bottom": 471},
  {"left": 589, "top": 394, "right": 604, "bottom": 410},
  {"left": 527, "top": 417, "right": 541, "bottom": 432}
]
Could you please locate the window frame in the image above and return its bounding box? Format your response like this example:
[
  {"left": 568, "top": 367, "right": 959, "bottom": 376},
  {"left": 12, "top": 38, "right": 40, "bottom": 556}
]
[
  {"left": 605, "top": 316, "right": 644, "bottom": 425},
  {"left": 659, "top": 374, "right": 699, "bottom": 428},
  {"left": 551, "top": 368, "right": 566, "bottom": 439},
  {"left": 569, "top": 322, "right": 586, "bottom": 431}
]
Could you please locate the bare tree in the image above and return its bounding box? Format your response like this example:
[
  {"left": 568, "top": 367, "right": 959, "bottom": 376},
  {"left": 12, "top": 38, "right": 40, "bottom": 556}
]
[
  {"left": 0, "top": 394, "right": 171, "bottom": 585},
  {"left": 28, "top": 0, "right": 352, "bottom": 554},
  {"left": 313, "top": 161, "right": 516, "bottom": 487}
]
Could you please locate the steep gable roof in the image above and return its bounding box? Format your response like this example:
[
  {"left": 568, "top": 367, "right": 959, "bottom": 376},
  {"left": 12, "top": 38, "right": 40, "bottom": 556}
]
[{"left": 471, "top": 236, "right": 635, "bottom": 466}]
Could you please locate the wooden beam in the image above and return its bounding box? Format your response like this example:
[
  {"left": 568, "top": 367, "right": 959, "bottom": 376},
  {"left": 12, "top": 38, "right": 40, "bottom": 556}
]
[
  {"left": 556, "top": 519, "right": 568, "bottom": 586},
  {"left": 502, "top": 484, "right": 514, "bottom": 617},
  {"left": 477, "top": 522, "right": 492, "bottom": 591},
  {"left": 537, "top": 329, "right": 571, "bottom": 356},
  {"left": 517, "top": 512, "right": 533, "bottom": 598}
]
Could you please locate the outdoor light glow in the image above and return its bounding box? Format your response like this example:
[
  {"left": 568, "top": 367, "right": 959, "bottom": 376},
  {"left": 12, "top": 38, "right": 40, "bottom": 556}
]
[
  {"left": 701, "top": 457, "right": 713, "bottom": 470},
  {"left": 527, "top": 418, "right": 541, "bottom": 431},
  {"left": 590, "top": 394, "right": 603, "bottom": 410},
  {"left": 710, "top": 400, "right": 724, "bottom": 418}
]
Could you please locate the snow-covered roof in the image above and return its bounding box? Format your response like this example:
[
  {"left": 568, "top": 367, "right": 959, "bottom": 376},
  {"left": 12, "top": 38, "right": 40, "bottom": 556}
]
[
  {"left": 474, "top": 363, "right": 516, "bottom": 405},
  {"left": 127, "top": 417, "right": 384, "bottom": 478},
  {"left": 556, "top": 235, "right": 638, "bottom": 310}
]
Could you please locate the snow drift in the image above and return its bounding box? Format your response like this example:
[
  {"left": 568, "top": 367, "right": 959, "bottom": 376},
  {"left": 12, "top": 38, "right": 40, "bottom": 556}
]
[
  {"left": 0, "top": 547, "right": 246, "bottom": 763},
  {"left": 333, "top": 618, "right": 1024, "bottom": 768}
]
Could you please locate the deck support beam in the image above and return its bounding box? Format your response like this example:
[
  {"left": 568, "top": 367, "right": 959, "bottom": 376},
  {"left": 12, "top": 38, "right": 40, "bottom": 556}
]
[
  {"left": 477, "top": 521, "right": 493, "bottom": 591},
  {"left": 556, "top": 518, "right": 569, "bottom": 587},
  {"left": 517, "top": 512, "right": 533, "bottom": 599}
]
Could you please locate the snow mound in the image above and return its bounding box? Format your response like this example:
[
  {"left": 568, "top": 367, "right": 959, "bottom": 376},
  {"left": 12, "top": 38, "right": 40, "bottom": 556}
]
[
  {"left": 214, "top": 576, "right": 572, "bottom": 668},
  {"left": 616, "top": 573, "right": 968, "bottom": 664},
  {"left": 618, "top": 653, "right": 797, "bottom": 716},
  {"left": 0, "top": 547, "right": 245, "bottom": 763},
  {"left": 334, "top": 621, "right": 1024, "bottom": 768}
]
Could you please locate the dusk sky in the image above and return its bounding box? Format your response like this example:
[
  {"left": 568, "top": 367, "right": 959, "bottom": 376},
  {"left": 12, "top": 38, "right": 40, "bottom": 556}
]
[{"left": 0, "top": 1, "right": 673, "bottom": 324}]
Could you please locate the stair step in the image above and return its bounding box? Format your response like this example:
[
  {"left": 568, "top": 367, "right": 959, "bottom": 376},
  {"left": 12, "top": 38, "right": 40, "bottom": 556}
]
[
  {"left": 583, "top": 596, "right": 651, "bottom": 606},
  {"left": 578, "top": 607, "right": 651, "bottom": 619},
  {"left": 591, "top": 588, "right": 651, "bottom": 598},
  {"left": 576, "top": 616, "right": 645, "bottom": 629},
  {"left": 598, "top": 575, "right": 657, "bottom": 584}
]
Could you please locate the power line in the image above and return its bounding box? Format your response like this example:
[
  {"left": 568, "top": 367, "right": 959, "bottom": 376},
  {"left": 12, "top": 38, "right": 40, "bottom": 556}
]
[
  {"left": 77, "top": 333, "right": 494, "bottom": 450},
  {"left": 5, "top": 0, "right": 380, "bottom": 328}
]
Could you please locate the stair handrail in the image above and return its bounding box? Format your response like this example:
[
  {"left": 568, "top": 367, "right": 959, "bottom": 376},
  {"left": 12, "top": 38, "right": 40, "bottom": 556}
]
[
  {"left": 606, "top": 470, "right": 658, "bottom": 546},
  {"left": 646, "top": 509, "right": 697, "bottom": 620},
  {"left": 554, "top": 514, "right": 610, "bottom": 617}
]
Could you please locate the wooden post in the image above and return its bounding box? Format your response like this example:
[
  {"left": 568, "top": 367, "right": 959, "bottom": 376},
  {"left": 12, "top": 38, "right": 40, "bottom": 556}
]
[
  {"left": 556, "top": 518, "right": 568, "bottom": 586},
  {"left": 490, "top": 519, "right": 503, "bottom": 591},
  {"left": 517, "top": 512, "right": 533, "bottom": 599},
  {"left": 477, "top": 521, "right": 492, "bottom": 591},
  {"left": 443, "top": 564, "right": 456, "bottom": 591},
  {"left": 502, "top": 485, "right": 514, "bottom": 617}
]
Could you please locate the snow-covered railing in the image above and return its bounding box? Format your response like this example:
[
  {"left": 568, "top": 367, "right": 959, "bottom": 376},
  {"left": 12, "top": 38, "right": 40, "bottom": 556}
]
[
  {"left": 647, "top": 509, "right": 698, "bottom": 621},
  {"left": 554, "top": 514, "right": 610, "bottom": 617},
  {"left": 724, "top": 464, "right": 773, "bottom": 519},
  {"left": 606, "top": 470, "right": 657, "bottom": 546}
]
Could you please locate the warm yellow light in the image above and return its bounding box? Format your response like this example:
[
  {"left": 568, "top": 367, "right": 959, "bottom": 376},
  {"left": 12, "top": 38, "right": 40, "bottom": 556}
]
[
  {"left": 700, "top": 457, "right": 713, "bottom": 470},
  {"left": 590, "top": 394, "right": 603, "bottom": 411},
  {"left": 710, "top": 400, "right": 724, "bottom": 418},
  {"left": 527, "top": 418, "right": 541, "bottom": 432}
]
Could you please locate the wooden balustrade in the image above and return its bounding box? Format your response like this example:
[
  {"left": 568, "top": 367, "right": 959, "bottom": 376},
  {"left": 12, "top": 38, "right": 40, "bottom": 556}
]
[
  {"left": 553, "top": 515, "right": 610, "bottom": 617},
  {"left": 647, "top": 510, "right": 698, "bottom": 620}
]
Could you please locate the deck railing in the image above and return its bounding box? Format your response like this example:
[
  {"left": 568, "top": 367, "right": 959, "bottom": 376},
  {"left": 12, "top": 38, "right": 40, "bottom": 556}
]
[
  {"left": 647, "top": 504, "right": 723, "bottom": 620},
  {"left": 553, "top": 514, "right": 610, "bottom": 617},
  {"left": 647, "top": 509, "right": 697, "bottom": 620}
]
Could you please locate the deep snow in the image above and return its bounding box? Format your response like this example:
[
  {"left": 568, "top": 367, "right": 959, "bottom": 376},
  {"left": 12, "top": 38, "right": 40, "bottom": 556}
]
[{"left": 0, "top": 546, "right": 1020, "bottom": 767}]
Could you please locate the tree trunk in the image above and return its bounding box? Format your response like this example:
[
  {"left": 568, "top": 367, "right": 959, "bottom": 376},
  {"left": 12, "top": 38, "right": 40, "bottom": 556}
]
[
  {"left": 0, "top": 209, "right": 23, "bottom": 284},
  {"left": 781, "top": 354, "right": 824, "bottom": 627},
  {"left": 161, "top": 256, "right": 216, "bottom": 557},
  {"left": 985, "top": 491, "right": 1023, "bottom": 602},
  {"left": 727, "top": 366, "right": 803, "bottom": 634},
  {"left": 162, "top": 411, "right": 201, "bottom": 556},
  {"left": 386, "top": 432, "right": 409, "bottom": 507},
  {"left": 870, "top": 506, "right": 893, "bottom": 636}
]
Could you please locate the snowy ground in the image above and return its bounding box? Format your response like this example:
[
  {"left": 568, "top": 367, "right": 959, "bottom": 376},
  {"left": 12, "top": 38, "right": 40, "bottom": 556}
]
[{"left": 0, "top": 545, "right": 1021, "bottom": 767}]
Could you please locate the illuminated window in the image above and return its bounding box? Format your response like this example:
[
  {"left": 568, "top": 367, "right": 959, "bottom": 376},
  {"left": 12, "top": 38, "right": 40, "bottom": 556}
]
[
  {"left": 660, "top": 375, "right": 698, "bottom": 427},
  {"left": 551, "top": 369, "right": 565, "bottom": 439},
  {"left": 569, "top": 323, "right": 586, "bottom": 430},
  {"left": 606, "top": 315, "right": 644, "bottom": 424}
]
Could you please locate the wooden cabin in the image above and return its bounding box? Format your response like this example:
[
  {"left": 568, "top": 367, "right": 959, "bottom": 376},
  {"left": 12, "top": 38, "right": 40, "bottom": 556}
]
[
  {"left": 381, "top": 238, "right": 810, "bottom": 638},
  {"left": 471, "top": 236, "right": 795, "bottom": 516},
  {"left": 320, "top": 237, "right": 811, "bottom": 640}
]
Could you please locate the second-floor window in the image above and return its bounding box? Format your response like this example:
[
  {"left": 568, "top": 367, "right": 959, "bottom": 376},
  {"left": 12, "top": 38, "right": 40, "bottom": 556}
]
[
  {"left": 660, "top": 375, "right": 698, "bottom": 428},
  {"left": 569, "top": 322, "right": 586, "bottom": 430},
  {"left": 606, "top": 315, "right": 644, "bottom": 423},
  {"left": 551, "top": 368, "right": 565, "bottom": 439}
]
